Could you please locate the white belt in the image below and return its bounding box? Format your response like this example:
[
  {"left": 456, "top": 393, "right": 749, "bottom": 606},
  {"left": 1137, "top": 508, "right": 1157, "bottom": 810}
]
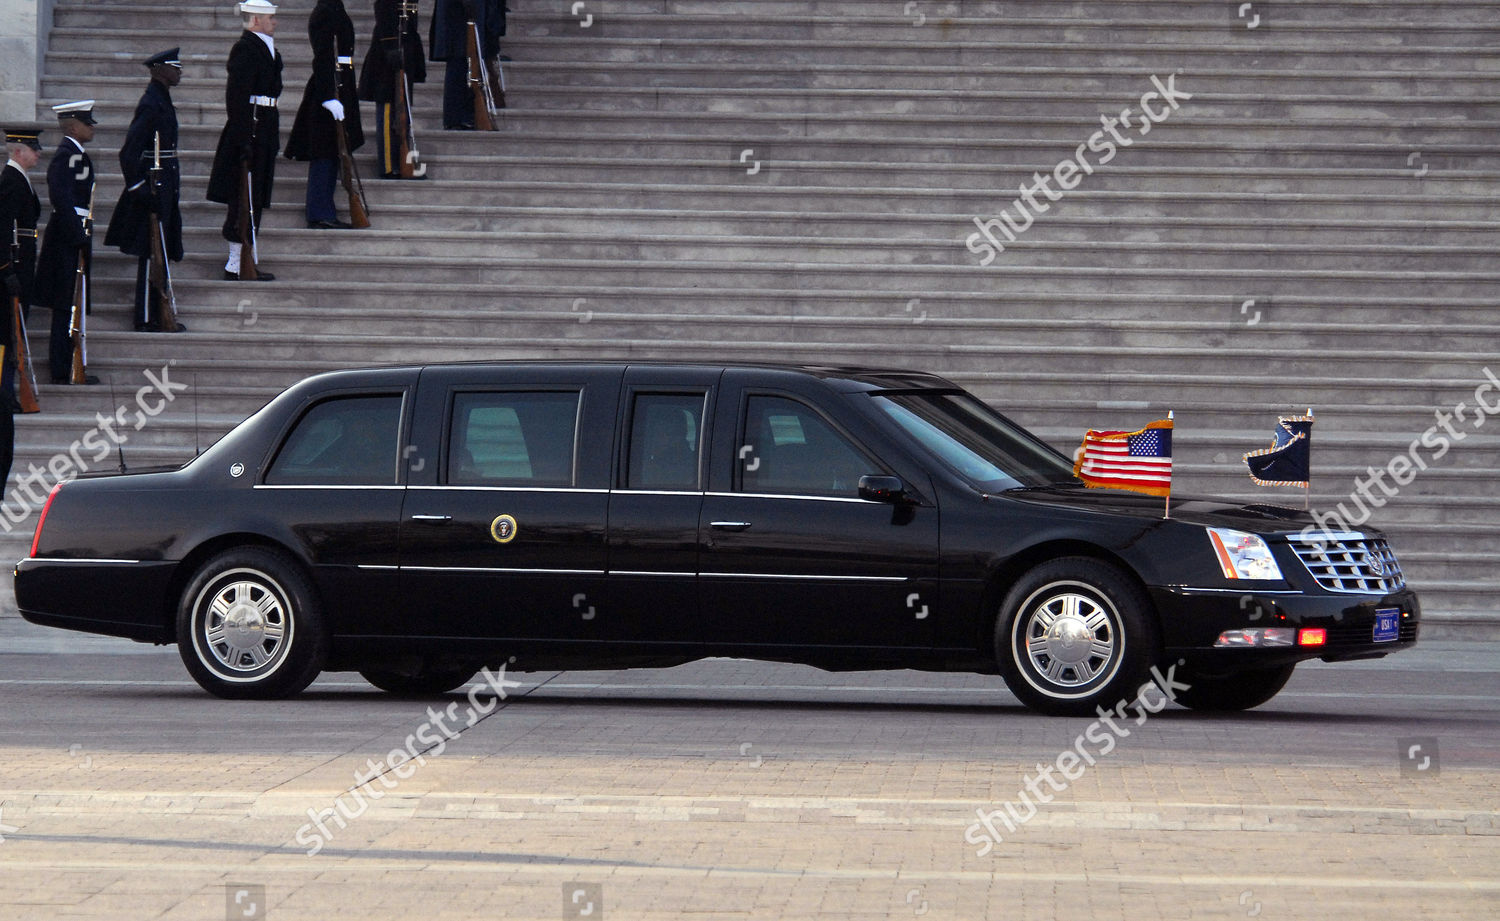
[
  {"left": 74, "top": 207, "right": 90, "bottom": 217},
  {"left": 250, "top": 95, "right": 277, "bottom": 107},
  {"left": 337, "top": 55, "right": 353, "bottom": 66}
]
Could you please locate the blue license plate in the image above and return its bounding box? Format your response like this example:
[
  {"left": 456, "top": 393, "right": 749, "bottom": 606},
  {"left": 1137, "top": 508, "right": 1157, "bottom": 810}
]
[{"left": 1373, "top": 608, "right": 1400, "bottom": 643}]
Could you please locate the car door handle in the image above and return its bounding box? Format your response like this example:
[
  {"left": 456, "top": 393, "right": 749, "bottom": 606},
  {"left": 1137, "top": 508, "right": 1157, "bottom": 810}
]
[
  {"left": 710, "top": 521, "right": 752, "bottom": 532},
  {"left": 410, "top": 514, "right": 452, "bottom": 523}
]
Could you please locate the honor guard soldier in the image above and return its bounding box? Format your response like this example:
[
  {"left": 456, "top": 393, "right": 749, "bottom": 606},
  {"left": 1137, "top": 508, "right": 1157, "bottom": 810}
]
[
  {"left": 1, "top": 125, "right": 46, "bottom": 485},
  {"left": 34, "top": 101, "right": 100, "bottom": 385},
  {"left": 430, "top": 0, "right": 487, "bottom": 130},
  {"left": 105, "top": 48, "right": 186, "bottom": 331},
  {"left": 208, "top": 0, "right": 283, "bottom": 280},
  {"left": 286, "top": 0, "right": 366, "bottom": 227},
  {"left": 1, "top": 127, "right": 43, "bottom": 319},
  {"left": 360, "top": 0, "right": 426, "bottom": 178}
]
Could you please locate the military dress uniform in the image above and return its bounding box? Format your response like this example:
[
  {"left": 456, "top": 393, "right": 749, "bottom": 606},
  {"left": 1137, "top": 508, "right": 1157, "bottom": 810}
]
[
  {"left": 359, "top": 0, "right": 426, "bottom": 177},
  {"left": 285, "top": 0, "right": 366, "bottom": 227},
  {"left": 1, "top": 126, "right": 45, "bottom": 486},
  {"left": 33, "top": 102, "right": 98, "bottom": 384},
  {"left": 429, "top": 0, "right": 502, "bottom": 129},
  {"left": 1, "top": 130, "right": 42, "bottom": 316},
  {"left": 105, "top": 48, "right": 185, "bottom": 331},
  {"left": 207, "top": 1, "right": 284, "bottom": 278}
]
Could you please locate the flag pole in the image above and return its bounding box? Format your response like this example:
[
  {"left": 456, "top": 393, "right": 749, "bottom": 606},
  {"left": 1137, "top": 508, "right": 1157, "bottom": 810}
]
[
  {"left": 1305, "top": 407, "right": 1313, "bottom": 511},
  {"left": 1164, "top": 410, "right": 1174, "bottom": 519}
]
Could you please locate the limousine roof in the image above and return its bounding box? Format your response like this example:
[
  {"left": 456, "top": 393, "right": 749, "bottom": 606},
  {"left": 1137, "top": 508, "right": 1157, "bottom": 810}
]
[{"left": 328, "top": 361, "right": 963, "bottom": 393}]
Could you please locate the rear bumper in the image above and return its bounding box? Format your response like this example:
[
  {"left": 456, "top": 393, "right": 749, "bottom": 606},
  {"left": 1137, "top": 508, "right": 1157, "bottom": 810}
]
[
  {"left": 13, "top": 557, "right": 177, "bottom": 644},
  {"left": 1151, "top": 584, "right": 1420, "bottom": 671}
]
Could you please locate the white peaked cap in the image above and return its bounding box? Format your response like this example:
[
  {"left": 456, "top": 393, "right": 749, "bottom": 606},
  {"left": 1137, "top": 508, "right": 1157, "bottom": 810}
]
[
  {"left": 237, "top": 0, "right": 278, "bottom": 14},
  {"left": 52, "top": 100, "right": 95, "bottom": 116}
]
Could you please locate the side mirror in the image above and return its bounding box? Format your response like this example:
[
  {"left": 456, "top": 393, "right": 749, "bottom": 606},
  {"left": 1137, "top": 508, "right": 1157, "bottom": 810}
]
[{"left": 858, "top": 475, "right": 910, "bottom": 504}]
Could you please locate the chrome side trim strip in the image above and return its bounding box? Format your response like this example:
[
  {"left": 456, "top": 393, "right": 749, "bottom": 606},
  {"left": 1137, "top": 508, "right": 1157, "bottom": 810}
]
[
  {"left": 253, "top": 484, "right": 405, "bottom": 490},
  {"left": 700, "top": 572, "right": 908, "bottom": 583},
  {"left": 407, "top": 486, "right": 607, "bottom": 494},
  {"left": 705, "top": 491, "right": 877, "bottom": 505},
  {"left": 402, "top": 566, "right": 606, "bottom": 575},
  {"left": 24, "top": 558, "right": 145, "bottom": 565}
]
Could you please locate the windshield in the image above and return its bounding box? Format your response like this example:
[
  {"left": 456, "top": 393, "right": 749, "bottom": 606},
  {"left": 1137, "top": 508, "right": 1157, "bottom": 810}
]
[{"left": 871, "top": 391, "right": 1078, "bottom": 491}]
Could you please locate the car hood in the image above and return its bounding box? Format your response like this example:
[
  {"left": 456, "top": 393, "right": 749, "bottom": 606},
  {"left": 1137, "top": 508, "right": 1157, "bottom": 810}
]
[{"left": 1001, "top": 485, "right": 1379, "bottom": 538}]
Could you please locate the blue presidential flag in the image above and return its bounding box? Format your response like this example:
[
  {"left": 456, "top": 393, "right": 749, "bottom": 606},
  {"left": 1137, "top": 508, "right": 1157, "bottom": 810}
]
[{"left": 1244, "top": 414, "right": 1313, "bottom": 487}]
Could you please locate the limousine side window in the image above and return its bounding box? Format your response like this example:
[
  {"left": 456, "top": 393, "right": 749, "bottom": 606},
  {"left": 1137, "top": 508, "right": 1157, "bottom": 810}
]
[
  {"left": 626, "top": 392, "right": 705, "bottom": 491},
  {"left": 740, "top": 395, "right": 874, "bottom": 497},
  {"left": 448, "top": 390, "right": 581, "bottom": 487},
  {"left": 265, "top": 394, "right": 403, "bottom": 485}
]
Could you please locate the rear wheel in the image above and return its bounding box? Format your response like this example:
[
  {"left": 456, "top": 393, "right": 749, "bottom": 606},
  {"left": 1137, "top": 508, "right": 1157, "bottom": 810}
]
[
  {"left": 995, "top": 557, "right": 1159, "bottom": 716},
  {"left": 360, "top": 664, "right": 478, "bottom": 696},
  {"left": 1171, "top": 664, "right": 1295, "bottom": 712},
  {"left": 176, "top": 547, "right": 327, "bottom": 700}
]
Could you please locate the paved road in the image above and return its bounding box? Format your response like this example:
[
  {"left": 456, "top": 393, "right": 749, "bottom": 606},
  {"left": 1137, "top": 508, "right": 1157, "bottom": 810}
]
[{"left": 0, "top": 617, "right": 1495, "bottom": 920}]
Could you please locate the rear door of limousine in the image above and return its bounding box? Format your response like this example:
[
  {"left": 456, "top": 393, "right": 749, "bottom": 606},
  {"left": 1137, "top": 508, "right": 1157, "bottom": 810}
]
[{"left": 397, "top": 365, "right": 620, "bottom": 641}]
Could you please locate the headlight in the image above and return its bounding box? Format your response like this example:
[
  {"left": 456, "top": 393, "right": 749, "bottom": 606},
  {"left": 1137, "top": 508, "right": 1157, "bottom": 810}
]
[{"left": 1206, "top": 527, "right": 1284, "bottom": 581}]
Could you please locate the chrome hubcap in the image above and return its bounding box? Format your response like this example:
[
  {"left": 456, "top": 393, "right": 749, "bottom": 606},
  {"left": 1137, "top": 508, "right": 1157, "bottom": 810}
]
[
  {"left": 1021, "top": 588, "right": 1118, "bottom": 690},
  {"left": 199, "top": 577, "right": 288, "bottom": 675}
]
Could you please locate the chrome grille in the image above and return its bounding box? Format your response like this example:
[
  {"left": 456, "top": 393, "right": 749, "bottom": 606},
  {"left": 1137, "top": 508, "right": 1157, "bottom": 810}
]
[{"left": 1287, "top": 532, "right": 1406, "bottom": 594}]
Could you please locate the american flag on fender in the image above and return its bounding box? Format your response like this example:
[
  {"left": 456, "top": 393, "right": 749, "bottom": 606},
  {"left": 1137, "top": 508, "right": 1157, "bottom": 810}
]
[{"left": 1072, "top": 419, "right": 1173, "bottom": 498}]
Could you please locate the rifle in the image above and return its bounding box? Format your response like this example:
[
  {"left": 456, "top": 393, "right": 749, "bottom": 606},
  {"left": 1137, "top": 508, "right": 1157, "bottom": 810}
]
[
  {"left": 466, "top": 19, "right": 498, "bottom": 131},
  {"left": 147, "top": 131, "right": 180, "bottom": 330},
  {"left": 7, "top": 223, "right": 39, "bottom": 411},
  {"left": 7, "top": 298, "right": 40, "bottom": 413},
  {"left": 335, "top": 118, "right": 371, "bottom": 228},
  {"left": 395, "top": 1, "right": 425, "bottom": 178},
  {"left": 69, "top": 186, "right": 94, "bottom": 385},
  {"left": 237, "top": 108, "right": 260, "bottom": 280}
]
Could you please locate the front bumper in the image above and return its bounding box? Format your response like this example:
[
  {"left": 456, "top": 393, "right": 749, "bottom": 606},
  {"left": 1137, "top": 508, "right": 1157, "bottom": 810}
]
[{"left": 1150, "top": 584, "right": 1420, "bottom": 671}]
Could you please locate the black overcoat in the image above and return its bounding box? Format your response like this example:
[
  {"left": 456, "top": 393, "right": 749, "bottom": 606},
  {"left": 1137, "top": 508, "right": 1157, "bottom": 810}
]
[
  {"left": 286, "top": 0, "right": 366, "bottom": 161},
  {"left": 206, "top": 30, "right": 284, "bottom": 207},
  {"left": 359, "top": 0, "right": 427, "bottom": 102},
  {"left": 0, "top": 163, "right": 42, "bottom": 308},
  {"left": 104, "top": 79, "right": 183, "bottom": 261},
  {"left": 33, "top": 140, "right": 94, "bottom": 311}
]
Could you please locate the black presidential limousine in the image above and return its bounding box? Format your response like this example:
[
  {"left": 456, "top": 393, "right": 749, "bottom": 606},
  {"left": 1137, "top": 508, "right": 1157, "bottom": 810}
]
[{"left": 14, "top": 362, "right": 1419, "bottom": 713}]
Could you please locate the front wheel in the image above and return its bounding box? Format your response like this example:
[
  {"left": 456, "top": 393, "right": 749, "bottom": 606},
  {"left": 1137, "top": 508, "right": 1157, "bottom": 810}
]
[
  {"left": 1171, "top": 663, "right": 1295, "bottom": 712},
  {"left": 995, "top": 557, "right": 1160, "bottom": 716},
  {"left": 176, "top": 547, "right": 327, "bottom": 700}
]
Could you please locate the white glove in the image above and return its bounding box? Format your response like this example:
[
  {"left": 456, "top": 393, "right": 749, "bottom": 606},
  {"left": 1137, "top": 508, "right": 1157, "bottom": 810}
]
[{"left": 321, "top": 99, "right": 345, "bottom": 121}]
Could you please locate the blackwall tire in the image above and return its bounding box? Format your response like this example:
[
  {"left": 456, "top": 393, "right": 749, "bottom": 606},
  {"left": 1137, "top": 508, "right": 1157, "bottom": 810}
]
[
  {"left": 995, "top": 557, "right": 1160, "bottom": 716},
  {"left": 176, "top": 548, "right": 327, "bottom": 700},
  {"left": 360, "top": 665, "right": 478, "bottom": 696},
  {"left": 1171, "top": 664, "right": 1296, "bottom": 712}
]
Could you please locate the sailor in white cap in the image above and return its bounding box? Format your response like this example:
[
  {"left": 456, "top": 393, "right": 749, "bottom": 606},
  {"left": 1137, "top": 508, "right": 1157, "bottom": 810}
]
[
  {"left": 208, "top": 0, "right": 283, "bottom": 280},
  {"left": 34, "top": 101, "right": 101, "bottom": 383}
]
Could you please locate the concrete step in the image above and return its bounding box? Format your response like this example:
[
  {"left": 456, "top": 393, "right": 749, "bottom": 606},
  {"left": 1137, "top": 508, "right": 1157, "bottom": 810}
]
[
  {"left": 44, "top": 51, "right": 1500, "bottom": 99},
  {"left": 41, "top": 73, "right": 1497, "bottom": 120},
  {"left": 69, "top": 257, "right": 1500, "bottom": 304}
]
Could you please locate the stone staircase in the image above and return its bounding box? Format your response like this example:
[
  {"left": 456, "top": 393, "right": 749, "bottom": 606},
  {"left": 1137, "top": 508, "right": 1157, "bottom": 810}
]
[{"left": 8, "top": 0, "right": 1497, "bottom": 633}]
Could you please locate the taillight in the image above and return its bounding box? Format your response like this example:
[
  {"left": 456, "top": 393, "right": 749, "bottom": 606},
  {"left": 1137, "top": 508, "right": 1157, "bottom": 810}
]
[{"left": 29, "top": 482, "right": 64, "bottom": 558}]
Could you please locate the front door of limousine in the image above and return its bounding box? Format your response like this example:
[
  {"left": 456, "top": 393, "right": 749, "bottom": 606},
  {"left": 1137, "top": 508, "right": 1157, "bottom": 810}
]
[
  {"left": 397, "top": 367, "right": 619, "bottom": 641},
  {"left": 697, "top": 384, "right": 941, "bottom": 651}
]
